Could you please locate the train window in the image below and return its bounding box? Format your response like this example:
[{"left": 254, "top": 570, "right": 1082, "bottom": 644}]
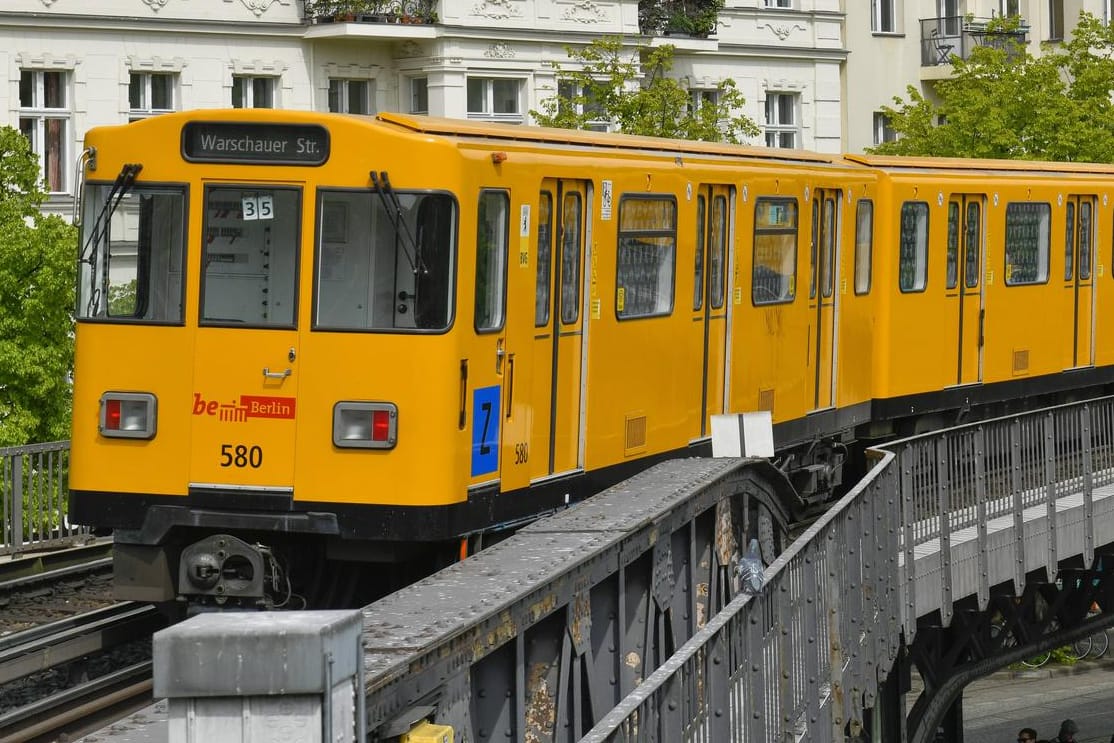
[
  {"left": 710, "top": 195, "right": 727, "bottom": 309},
  {"left": 752, "top": 197, "right": 797, "bottom": 305},
  {"left": 1065, "top": 201, "right": 1075, "bottom": 281},
  {"left": 476, "top": 190, "right": 509, "bottom": 331},
  {"left": 1079, "top": 201, "right": 1092, "bottom": 280},
  {"left": 560, "top": 192, "right": 582, "bottom": 324},
  {"left": 898, "top": 201, "right": 929, "bottom": 292},
  {"left": 694, "top": 194, "right": 706, "bottom": 311},
  {"left": 965, "top": 201, "right": 981, "bottom": 289},
  {"left": 536, "top": 191, "right": 553, "bottom": 327},
  {"left": 200, "top": 186, "right": 298, "bottom": 327},
  {"left": 946, "top": 202, "right": 960, "bottom": 290},
  {"left": 616, "top": 195, "right": 677, "bottom": 319},
  {"left": 854, "top": 200, "right": 873, "bottom": 295},
  {"left": 1004, "top": 202, "right": 1050, "bottom": 285},
  {"left": 819, "top": 196, "right": 835, "bottom": 298},
  {"left": 77, "top": 183, "right": 186, "bottom": 323},
  {"left": 314, "top": 189, "right": 455, "bottom": 332}
]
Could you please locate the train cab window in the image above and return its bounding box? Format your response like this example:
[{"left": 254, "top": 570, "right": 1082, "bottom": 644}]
[
  {"left": 898, "top": 201, "right": 929, "bottom": 292},
  {"left": 475, "top": 190, "right": 509, "bottom": 331},
  {"left": 854, "top": 200, "right": 873, "bottom": 295},
  {"left": 77, "top": 183, "right": 186, "bottom": 323},
  {"left": 314, "top": 189, "right": 456, "bottom": 331},
  {"left": 536, "top": 191, "right": 553, "bottom": 326},
  {"left": 752, "top": 197, "right": 797, "bottom": 305},
  {"left": 1004, "top": 202, "right": 1050, "bottom": 285},
  {"left": 616, "top": 195, "right": 677, "bottom": 319},
  {"left": 200, "top": 186, "right": 298, "bottom": 327},
  {"left": 560, "top": 192, "right": 583, "bottom": 324}
]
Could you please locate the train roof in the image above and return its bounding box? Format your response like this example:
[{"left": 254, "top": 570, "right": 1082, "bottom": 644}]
[
  {"left": 373, "top": 112, "right": 845, "bottom": 166},
  {"left": 846, "top": 153, "right": 1114, "bottom": 176}
]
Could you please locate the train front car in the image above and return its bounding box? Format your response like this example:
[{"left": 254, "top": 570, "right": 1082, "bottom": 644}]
[{"left": 68, "top": 110, "right": 468, "bottom": 611}]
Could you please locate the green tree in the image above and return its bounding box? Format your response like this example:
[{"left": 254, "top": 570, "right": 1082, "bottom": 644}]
[
  {"left": 0, "top": 126, "right": 76, "bottom": 446},
  {"left": 531, "top": 36, "right": 761, "bottom": 144},
  {"left": 871, "top": 13, "right": 1114, "bottom": 162}
]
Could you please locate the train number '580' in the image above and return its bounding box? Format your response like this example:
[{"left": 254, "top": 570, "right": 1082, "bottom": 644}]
[{"left": 220, "top": 444, "right": 263, "bottom": 468}]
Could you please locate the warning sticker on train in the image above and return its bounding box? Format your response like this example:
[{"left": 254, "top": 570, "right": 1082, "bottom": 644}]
[{"left": 192, "top": 393, "right": 297, "bottom": 423}]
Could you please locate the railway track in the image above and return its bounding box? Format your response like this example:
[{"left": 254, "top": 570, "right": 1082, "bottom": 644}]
[{"left": 0, "top": 602, "right": 166, "bottom": 742}]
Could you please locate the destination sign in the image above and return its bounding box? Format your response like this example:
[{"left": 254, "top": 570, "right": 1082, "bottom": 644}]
[{"left": 182, "top": 122, "right": 330, "bottom": 166}]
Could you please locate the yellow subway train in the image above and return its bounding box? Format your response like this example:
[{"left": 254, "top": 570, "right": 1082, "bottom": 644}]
[{"left": 66, "top": 109, "right": 1114, "bottom": 609}]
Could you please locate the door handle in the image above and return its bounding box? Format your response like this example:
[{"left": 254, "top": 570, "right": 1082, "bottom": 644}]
[{"left": 263, "top": 367, "right": 292, "bottom": 379}]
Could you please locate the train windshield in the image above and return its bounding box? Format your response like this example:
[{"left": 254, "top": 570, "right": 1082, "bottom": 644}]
[
  {"left": 77, "top": 183, "right": 187, "bottom": 322},
  {"left": 315, "top": 189, "right": 456, "bottom": 331}
]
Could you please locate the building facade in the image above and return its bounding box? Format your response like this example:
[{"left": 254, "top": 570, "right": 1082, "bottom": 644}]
[{"left": 2, "top": 0, "right": 846, "bottom": 216}]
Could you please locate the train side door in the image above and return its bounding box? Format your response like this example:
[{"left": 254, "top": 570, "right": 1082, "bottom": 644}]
[
  {"left": 809, "top": 188, "right": 840, "bottom": 410},
  {"left": 692, "top": 184, "right": 733, "bottom": 438},
  {"left": 189, "top": 184, "right": 302, "bottom": 494},
  {"left": 1066, "top": 194, "right": 1096, "bottom": 368},
  {"left": 529, "top": 179, "right": 589, "bottom": 481},
  {"left": 947, "top": 195, "right": 985, "bottom": 385}
]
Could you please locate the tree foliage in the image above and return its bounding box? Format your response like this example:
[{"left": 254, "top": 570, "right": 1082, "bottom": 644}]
[
  {"left": 532, "top": 36, "right": 761, "bottom": 143},
  {"left": 0, "top": 126, "right": 76, "bottom": 446},
  {"left": 871, "top": 13, "right": 1114, "bottom": 162}
]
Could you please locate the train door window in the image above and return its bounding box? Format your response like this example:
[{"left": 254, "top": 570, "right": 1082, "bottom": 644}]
[
  {"left": 560, "top": 192, "right": 583, "bottom": 324},
  {"left": 475, "top": 190, "right": 509, "bottom": 331},
  {"left": 536, "top": 191, "right": 553, "bottom": 326},
  {"left": 898, "top": 201, "right": 929, "bottom": 292},
  {"left": 1079, "top": 201, "right": 1093, "bottom": 280},
  {"left": 854, "top": 200, "right": 873, "bottom": 295},
  {"left": 1004, "top": 202, "right": 1050, "bottom": 285},
  {"left": 616, "top": 195, "right": 677, "bottom": 319},
  {"left": 315, "top": 189, "right": 456, "bottom": 331},
  {"left": 709, "top": 195, "right": 727, "bottom": 309},
  {"left": 809, "top": 199, "right": 818, "bottom": 299},
  {"left": 77, "top": 184, "right": 187, "bottom": 322},
  {"left": 946, "top": 201, "right": 960, "bottom": 289},
  {"left": 965, "top": 201, "right": 981, "bottom": 288},
  {"left": 1065, "top": 201, "right": 1075, "bottom": 281},
  {"left": 694, "top": 194, "right": 706, "bottom": 311},
  {"left": 819, "top": 196, "right": 835, "bottom": 298},
  {"left": 201, "top": 186, "right": 298, "bottom": 327},
  {"left": 752, "top": 197, "right": 798, "bottom": 305}
]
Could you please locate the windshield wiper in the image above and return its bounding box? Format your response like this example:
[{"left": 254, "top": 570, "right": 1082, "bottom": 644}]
[
  {"left": 80, "top": 163, "right": 142, "bottom": 316},
  {"left": 369, "top": 170, "right": 427, "bottom": 276}
]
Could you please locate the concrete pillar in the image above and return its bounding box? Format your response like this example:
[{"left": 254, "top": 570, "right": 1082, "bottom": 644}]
[{"left": 153, "top": 610, "right": 364, "bottom": 743}]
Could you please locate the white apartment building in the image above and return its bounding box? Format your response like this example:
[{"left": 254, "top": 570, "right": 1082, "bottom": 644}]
[
  {"left": 845, "top": 0, "right": 1112, "bottom": 154},
  {"left": 2, "top": 0, "right": 846, "bottom": 217}
]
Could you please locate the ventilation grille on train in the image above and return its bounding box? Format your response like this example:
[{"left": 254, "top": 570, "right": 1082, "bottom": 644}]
[
  {"left": 1013, "top": 349, "right": 1029, "bottom": 375},
  {"left": 625, "top": 414, "right": 647, "bottom": 455},
  {"left": 758, "top": 388, "right": 775, "bottom": 412}
]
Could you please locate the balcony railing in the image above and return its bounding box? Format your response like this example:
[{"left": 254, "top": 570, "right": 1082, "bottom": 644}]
[
  {"left": 303, "top": 0, "right": 438, "bottom": 25},
  {"left": 920, "top": 16, "right": 1029, "bottom": 67}
]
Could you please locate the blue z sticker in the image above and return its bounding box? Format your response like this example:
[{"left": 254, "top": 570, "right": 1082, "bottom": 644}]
[{"left": 471, "top": 385, "right": 501, "bottom": 477}]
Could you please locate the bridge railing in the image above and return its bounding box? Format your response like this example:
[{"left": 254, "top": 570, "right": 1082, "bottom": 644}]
[
  {"left": 580, "top": 451, "right": 902, "bottom": 743},
  {"left": 0, "top": 440, "right": 86, "bottom": 556}
]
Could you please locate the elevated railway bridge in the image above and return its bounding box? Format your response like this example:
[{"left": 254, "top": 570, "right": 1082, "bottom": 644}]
[{"left": 6, "top": 396, "right": 1114, "bottom": 742}]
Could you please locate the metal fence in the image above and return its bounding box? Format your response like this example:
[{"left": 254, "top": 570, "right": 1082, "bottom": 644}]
[{"left": 0, "top": 440, "right": 86, "bottom": 556}]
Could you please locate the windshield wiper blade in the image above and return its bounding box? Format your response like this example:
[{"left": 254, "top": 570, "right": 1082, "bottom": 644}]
[
  {"left": 80, "top": 163, "right": 142, "bottom": 315},
  {"left": 369, "top": 170, "right": 426, "bottom": 275}
]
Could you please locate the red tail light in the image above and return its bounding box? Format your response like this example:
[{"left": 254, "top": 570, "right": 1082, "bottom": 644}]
[{"left": 99, "top": 393, "right": 157, "bottom": 439}]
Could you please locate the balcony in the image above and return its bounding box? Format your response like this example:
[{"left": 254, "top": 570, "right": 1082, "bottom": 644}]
[
  {"left": 920, "top": 16, "right": 1029, "bottom": 67},
  {"left": 638, "top": 0, "right": 721, "bottom": 39},
  {"left": 302, "top": 0, "right": 438, "bottom": 25}
]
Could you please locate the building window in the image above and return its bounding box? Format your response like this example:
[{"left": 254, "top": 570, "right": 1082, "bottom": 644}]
[
  {"left": 556, "top": 80, "right": 610, "bottom": 131},
  {"left": 232, "top": 76, "right": 275, "bottom": 109},
  {"left": 467, "top": 77, "right": 523, "bottom": 122},
  {"left": 1000, "top": 0, "right": 1020, "bottom": 16},
  {"left": 873, "top": 112, "right": 897, "bottom": 145},
  {"left": 764, "top": 93, "right": 798, "bottom": 148},
  {"left": 129, "top": 72, "right": 176, "bottom": 121},
  {"left": 410, "top": 77, "right": 428, "bottom": 113},
  {"left": 872, "top": 0, "right": 897, "bottom": 32},
  {"left": 19, "top": 69, "right": 69, "bottom": 193},
  {"left": 1048, "top": 0, "right": 1064, "bottom": 40},
  {"left": 765, "top": 0, "right": 792, "bottom": 6},
  {"left": 329, "top": 79, "right": 372, "bottom": 114}
]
